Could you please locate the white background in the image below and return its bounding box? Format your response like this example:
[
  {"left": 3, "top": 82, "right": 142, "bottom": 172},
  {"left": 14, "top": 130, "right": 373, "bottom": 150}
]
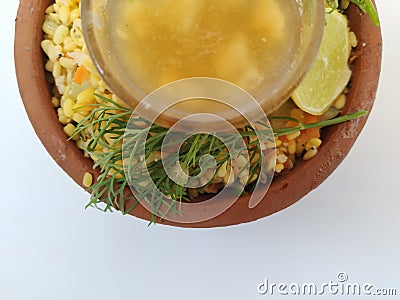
[{"left": 1, "top": 1, "right": 399, "bottom": 299}]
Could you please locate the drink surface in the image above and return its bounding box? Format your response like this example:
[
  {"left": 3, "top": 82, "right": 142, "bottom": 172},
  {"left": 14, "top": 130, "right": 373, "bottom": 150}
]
[{"left": 108, "top": 0, "right": 303, "bottom": 112}]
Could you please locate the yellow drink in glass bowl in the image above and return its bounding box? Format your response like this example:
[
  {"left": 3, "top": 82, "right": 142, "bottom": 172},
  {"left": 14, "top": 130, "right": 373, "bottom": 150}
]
[{"left": 82, "top": 0, "right": 324, "bottom": 127}]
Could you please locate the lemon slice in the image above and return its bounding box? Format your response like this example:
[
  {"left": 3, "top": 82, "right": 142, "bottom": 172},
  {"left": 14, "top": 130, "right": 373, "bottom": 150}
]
[{"left": 292, "top": 9, "right": 352, "bottom": 115}]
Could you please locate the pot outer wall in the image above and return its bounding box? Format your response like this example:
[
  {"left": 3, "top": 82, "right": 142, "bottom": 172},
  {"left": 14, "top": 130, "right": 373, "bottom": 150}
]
[{"left": 15, "top": 0, "right": 382, "bottom": 228}]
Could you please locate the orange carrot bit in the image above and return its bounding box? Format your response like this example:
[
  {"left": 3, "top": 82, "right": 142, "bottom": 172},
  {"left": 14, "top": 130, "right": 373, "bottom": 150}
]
[
  {"left": 73, "top": 65, "right": 89, "bottom": 85},
  {"left": 304, "top": 113, "right": 322, "bottom": 124},
  {"left": 285, "top": 108, "right": 306, "bottom": 128},
  {"left": 279, "top": 135, "right": 290, "bottom": 144},
  {"left": 302, "top": 127, "right": 321, "bottom": 140},
  {"left": 285, "top": 120, "right": 299, "bottom": 128},
  {"left": 300, "top": 113, "right": 322, "bottom": 140}
]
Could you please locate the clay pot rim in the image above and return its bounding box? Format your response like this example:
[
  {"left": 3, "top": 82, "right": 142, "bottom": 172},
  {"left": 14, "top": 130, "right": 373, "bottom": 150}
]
[{"left": 14, "top": 0, "right": 382, "bottom": 228}]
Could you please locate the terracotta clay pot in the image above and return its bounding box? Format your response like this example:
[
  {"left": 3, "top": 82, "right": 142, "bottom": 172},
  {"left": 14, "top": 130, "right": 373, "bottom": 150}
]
[{"left": 15, "top": 0, "right": 382, "bottom": 227}]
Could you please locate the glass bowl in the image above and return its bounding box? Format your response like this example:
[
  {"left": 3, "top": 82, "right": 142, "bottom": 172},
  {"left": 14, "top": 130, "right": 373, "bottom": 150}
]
[{"left": 81, "top": 0, "right": 325, "bottom": 127}]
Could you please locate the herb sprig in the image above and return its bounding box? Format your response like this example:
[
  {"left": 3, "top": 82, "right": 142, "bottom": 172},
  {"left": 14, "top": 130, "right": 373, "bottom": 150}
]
[{"left": 72, "top": 95, "right": 367, "bottom": 222}]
